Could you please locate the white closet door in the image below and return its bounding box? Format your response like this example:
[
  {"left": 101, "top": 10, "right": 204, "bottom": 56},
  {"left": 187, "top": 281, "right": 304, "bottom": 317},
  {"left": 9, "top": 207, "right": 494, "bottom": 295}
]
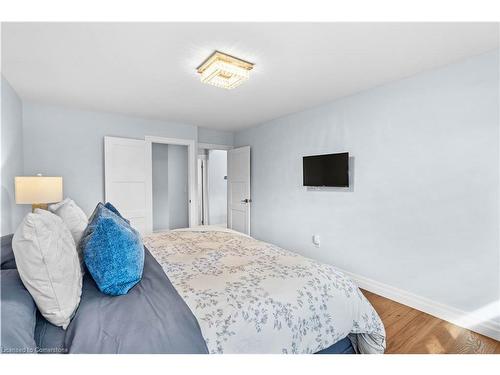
[
  {"left": 227, "top": 146, "right": 251, "bottom": 235},
  {"left": 104, "top": 136, "right": 148, "bottom": 234}
]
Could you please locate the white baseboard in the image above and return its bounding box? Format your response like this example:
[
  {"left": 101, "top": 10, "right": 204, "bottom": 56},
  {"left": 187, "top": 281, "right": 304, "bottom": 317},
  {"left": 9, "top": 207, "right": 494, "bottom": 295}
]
[{"left": 338, "top": 268, "right": 500, "bottom": 342}]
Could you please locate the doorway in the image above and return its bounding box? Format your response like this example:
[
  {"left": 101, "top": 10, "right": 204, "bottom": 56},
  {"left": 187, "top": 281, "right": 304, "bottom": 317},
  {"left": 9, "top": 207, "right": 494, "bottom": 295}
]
[
  {"left": 145, "top": 136, "right": 197, "bottom": 233},
  {"left": 197, "top": 144, "right": 231, "bottom": 227},
  {"left": 152, "top": 143, "right": 189, "bottom": 231}
]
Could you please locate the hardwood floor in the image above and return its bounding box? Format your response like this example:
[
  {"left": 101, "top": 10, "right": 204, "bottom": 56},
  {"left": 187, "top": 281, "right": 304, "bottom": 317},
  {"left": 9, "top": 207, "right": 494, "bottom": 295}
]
[{"left": 361, "top": 289, "right": 500, "bottom": 354}]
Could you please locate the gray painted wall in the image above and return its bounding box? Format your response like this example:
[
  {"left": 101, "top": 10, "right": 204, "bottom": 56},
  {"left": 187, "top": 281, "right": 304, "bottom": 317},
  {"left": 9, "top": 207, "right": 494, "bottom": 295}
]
[
  {"left": 198, "top": 127, "right": 234, "bottom": 146},
  {"left": 207, "top": 149, "right": 227, "bottom": 225},
  {"left": 21, "top": 102, "right": 200, "bottom": 217},
  {"left": 235, "top": 50, "right": 500, "bottom": 322},
  {"left": 167, "top": 144, "right": 189, "bottom": 229},
  {"left": 152, "top": 143, "right": 170, "bottom": 231},
  {"left": 1, "top": 77, "right": 29, "bottom": 236}
]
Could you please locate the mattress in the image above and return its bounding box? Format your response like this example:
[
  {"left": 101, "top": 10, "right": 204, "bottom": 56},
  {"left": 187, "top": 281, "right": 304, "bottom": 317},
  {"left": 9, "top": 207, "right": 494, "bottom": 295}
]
[
  {"left": 33, "top": 247, "right": 356, "bottom": 354},
  {"left": 2, "top": 232, "right": 380, "bottom": 354},
  {"left": 144, "top": 227, "right": 386, "bottom": 354}
]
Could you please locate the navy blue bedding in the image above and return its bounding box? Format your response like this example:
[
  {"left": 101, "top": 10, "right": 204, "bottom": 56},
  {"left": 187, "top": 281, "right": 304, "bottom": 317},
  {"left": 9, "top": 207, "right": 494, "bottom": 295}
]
[
  {"left": 1, "top": 234, "right": 16, "bottom": 270},
  {"left": 2, "top": 234, "right": 354, "bottom": 354},
  {"left": 35, "top": 248, "right": 208, "bottom": 354},
  {"left": 316, "top": 337, "right": 355, "bottom": 354},
  {"left": 1, "top": 269, "right": 38, "bottom": 353}
]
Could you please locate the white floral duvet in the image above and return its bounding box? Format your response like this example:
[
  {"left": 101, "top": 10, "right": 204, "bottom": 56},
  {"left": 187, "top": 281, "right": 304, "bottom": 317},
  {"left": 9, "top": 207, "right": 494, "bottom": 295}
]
[{"left": 143, "top": 227, "right": 386, "bottom": 354}]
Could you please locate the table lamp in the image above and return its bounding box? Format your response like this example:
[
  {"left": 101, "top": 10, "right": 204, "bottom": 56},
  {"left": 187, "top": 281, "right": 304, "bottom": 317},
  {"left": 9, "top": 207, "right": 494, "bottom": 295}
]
[{"left": 15, "top": 174, "right": 63, "bottom": 212}]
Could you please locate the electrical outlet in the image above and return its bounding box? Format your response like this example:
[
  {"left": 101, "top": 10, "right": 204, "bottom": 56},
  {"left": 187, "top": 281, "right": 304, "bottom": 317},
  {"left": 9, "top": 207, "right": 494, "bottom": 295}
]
[{"left": 312, "top": 234, "right": 320, "bottom": 247}]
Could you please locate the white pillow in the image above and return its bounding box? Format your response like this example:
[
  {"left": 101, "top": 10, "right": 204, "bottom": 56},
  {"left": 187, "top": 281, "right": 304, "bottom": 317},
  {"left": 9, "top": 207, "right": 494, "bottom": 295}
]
[
  {"left": 12, "top": 209, "right": 82, "bottom": 329},
  {"left": 49, "top": 198, "right": 87, "bottom": 249}
]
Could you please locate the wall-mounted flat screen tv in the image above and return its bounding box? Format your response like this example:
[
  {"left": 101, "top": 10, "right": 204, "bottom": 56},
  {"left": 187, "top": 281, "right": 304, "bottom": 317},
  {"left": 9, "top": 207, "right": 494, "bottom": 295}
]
[{"left": 303, "top": 152, "right": 349, "bottom": 187}]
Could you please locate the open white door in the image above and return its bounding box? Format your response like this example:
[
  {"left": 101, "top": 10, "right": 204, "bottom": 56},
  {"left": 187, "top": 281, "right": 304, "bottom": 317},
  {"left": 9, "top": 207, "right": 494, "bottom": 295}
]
[
  {"left": 104, "top": 136, "right": 148, "bottom": 234},
  {"left": 227, "top": 146, "right": 251, "bottom": 235}
]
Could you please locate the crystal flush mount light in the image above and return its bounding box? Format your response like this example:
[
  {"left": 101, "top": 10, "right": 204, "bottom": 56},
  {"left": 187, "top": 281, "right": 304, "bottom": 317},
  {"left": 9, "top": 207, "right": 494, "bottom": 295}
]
[{"left": 196, "top": 51, "right": 254, "bottom": 90}]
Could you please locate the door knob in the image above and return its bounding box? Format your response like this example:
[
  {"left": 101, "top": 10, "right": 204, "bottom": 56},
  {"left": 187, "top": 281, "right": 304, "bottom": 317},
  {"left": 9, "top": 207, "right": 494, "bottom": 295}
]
[{"left": 241, "top": 198, "right": 252, "bottom": 203}]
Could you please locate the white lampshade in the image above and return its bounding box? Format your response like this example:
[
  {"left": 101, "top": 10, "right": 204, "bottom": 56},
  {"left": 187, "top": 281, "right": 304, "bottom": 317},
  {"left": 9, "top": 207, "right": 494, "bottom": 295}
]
[{"left": 15, "top": 176, "right": 63, "bottom": 204}]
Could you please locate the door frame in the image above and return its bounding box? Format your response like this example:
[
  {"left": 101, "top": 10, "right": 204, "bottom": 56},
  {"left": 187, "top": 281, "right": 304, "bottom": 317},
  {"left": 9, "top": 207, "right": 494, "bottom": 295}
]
[
  {"left": 145, "top": 136, "right": 197, "bottom": 233},
  {"left": 197, "top": 155, "right": 209, "bottom": 226},
  {"left": 198, "top": 142, "right": 233, "bottom": 151}
]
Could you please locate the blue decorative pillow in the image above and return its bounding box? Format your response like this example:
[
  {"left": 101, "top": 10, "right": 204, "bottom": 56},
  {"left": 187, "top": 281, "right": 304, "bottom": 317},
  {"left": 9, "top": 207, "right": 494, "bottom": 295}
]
[
  {"left": 80, "top": 203, "right": 144, "bottom": 296},
  {"left": 104, "top": 202, "right": 130, "bottom": 225}
]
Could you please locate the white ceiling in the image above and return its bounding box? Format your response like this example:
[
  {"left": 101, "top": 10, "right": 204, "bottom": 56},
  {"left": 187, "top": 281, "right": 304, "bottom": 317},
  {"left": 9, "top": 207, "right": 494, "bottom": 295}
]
[{"left": 2, "top": 23, "right": 498, "bottom": 131}]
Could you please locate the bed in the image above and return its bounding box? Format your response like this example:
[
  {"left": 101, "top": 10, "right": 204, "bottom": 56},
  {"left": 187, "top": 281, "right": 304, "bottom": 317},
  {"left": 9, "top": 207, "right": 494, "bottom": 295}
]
[{"left": 1, "top": 228, "right": 386, "bottom": 354}]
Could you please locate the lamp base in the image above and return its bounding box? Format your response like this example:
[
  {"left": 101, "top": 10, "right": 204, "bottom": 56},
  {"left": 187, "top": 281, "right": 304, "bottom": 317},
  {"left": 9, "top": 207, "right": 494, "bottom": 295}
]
[{"left": 32, "top": 203, "right": 49, "bottom": 212}]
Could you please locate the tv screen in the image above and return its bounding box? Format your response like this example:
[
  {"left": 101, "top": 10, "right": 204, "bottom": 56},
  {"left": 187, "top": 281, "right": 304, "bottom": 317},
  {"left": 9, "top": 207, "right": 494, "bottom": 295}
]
[{"left": 303, "top": 152, "right": 349, "bottom": 187}]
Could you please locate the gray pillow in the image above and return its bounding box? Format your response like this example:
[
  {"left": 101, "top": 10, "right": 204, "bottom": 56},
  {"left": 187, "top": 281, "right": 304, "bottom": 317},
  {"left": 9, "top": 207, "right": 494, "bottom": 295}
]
[
  {"left": 48, "top": 198, "right": 88, "bottom": 252},
  {"left": 1, "top": 234, "right": 16, "bottom": 270},
  {"left": 1, "top": 269, "right": 37, "bottom": 353}
]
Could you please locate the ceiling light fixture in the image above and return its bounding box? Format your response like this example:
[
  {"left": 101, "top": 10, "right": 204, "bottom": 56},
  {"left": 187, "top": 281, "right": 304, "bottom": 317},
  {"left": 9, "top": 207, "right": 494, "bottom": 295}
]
[{"left": 196, "top": 51, "right": 254, "bottom": 90}]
